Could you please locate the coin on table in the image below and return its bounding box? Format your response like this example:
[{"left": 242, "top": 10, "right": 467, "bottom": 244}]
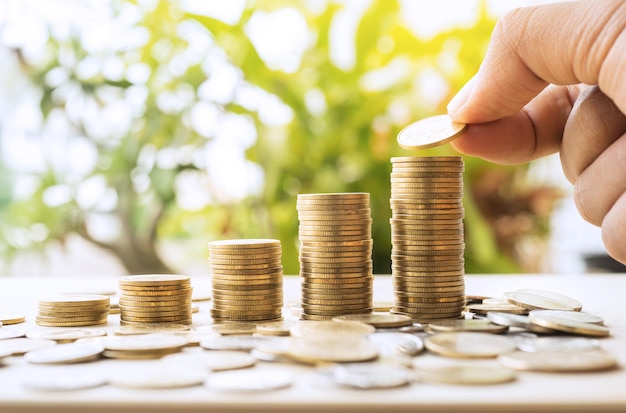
[
  {"left": 163, "top": 350, "right": 257, "bottom": 371},
  {"left": 26, "top": 329, "right": 108, "bottom": 343},
  {"left": 0, "top": 338, "right": 56, "bottom": 355},
  {"left": 288, "top": 337, "right": 378, "bottom": 363},
  {"left": 23, "top": 374, "right": 107, "bottom": 392},
  {"left": 0, "top": 329, "right": 26, "bottom": 340},
  {"left": 498, "top": 349, "right": 617, "bottom": 372},
  {"left": 24, "top": 342, "right": 104, "bottom": 364},
  {"left": 110, "top": 365, "right": 206, "bottom": 389},
  {"left": 466, "top": 303, "right": 529, "bottom": 315},
  {"left": 529, "top": 309, "right": 604, "bottom": 325},
  {"left": 290, "top": 320, "right": 374, "bottom": 338},
  {"left": 200, "top": 335, "right": 266, "bottom": 351},
  {"left": 332, "top": 363, "right": 411, "bottom": 389},
  {"left": 113, "top": 323, "right": 191, "bottom": 336},
  {"left": 209, "top": 323, "right": 257, "bottom": 336},
  {"left": 205, "top": 369, "right": 293, "bottom": 392},
  {"left": 414, "top": 364, "right": 517, "bottom": 385},
  {"left": 486, "top": 312, "right": 554, "bottom": 334},
  {"left": 428, "top": 319, "right": 508, "bottom": 334},
  {"left": 504, "top": 291, "right": 579, "bottom": 312},
  {"left": 368, "top": 332, "right": 424, "bottom": 357},
  {"left": 528, "top": 314, "right": 610, "bottom": 337},
  {"left": 0, "top": 313, "right": 26, "bottom": 325},
  {"left": 397, "top": 115, "right": 467, "bottom": 150},
  {"left": 515, "top": 336, "right": 601, "bottom": 353},
  {"left": 515, "top": 289, "right": 582, "bottom": 311},
  {"left": 255, "top": 320, "right": 296, "bottom": 336},
  {"left": 332, "top": 313, "right": 413, "bottom": 328},
  {"left": 424, "top": 332, "right": 517, "bottom": 359}
]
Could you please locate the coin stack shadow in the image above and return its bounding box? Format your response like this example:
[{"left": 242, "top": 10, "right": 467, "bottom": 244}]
[
  {"left": 36, "top": 295, "right": 110, "bottom": 327},
  {"left": 297, "top": 193, "right": 373, "bottom": 321},
  {"left": 208, "top": 239, "right": 284, "bottom": 323},
  {"left": 390, "top": 156, "right": 465, "bottom": 322},
  {"left": 118, "top": 275, "right": 193, "bottom": 326}
]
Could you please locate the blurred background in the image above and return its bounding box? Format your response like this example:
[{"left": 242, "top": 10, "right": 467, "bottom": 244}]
[{"left": 0, "top": 0, "right": 618, "bottom": 277}]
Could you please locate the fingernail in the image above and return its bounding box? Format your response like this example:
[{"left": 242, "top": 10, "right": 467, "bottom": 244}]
[{"left": 447, "top": 76, "right": 476, "bottom": 115}]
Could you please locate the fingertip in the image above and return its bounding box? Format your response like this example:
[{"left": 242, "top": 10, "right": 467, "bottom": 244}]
[{"left": 447, "top": 76, "right": 476, "bottom": 121}]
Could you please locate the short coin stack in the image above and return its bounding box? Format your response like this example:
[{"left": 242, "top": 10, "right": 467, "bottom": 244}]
[
  {"left": 208, "top": 239, "right": 284, "bottom": 323},
  {"left": 118, "top": 275, "right": 192, "bottom": 326},
  {"left": 297, "top": 193, "right": 373, "bottom": 320},
  {"left": 36, "top": 295, "right": 110, "bottom": 327},
  {"left": 390, "top": 156, "right": 465, "bottom": 322}
]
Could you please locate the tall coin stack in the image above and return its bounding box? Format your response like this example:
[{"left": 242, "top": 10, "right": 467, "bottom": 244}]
[
  {"left": 390, "top": 156, "right": 465, "bottom": 323},
  {"left": 208, "top": 239, "right": 284, "bottom": 323},
  {"left": 118, "top": 275, "right": 193, "bottom": 326},
  {"left": 297, "top": 193, "right": 374, "bottom": 320}
]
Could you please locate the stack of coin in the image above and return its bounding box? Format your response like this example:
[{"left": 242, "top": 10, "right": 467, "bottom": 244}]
[
  {"left": 296, "top": 193, "right": 373, "bottom": 320},
  {"left": 208, "top": 239, "right": 284, "bottom": 323},
  {"left": 390, "top": 156, "right": 465, "bottom": 322},
  {"left": 118, "top": 275, "right": 192, "bottom": 326},
  {"left": 36, "top": 295, "right": 110, "bottom": 327}
]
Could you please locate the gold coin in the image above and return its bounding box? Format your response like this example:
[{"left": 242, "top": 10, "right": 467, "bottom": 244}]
[
  {"left": 119, "top": 288, "right": 192, "bottom": 297},
  {"left": 297, "top": 212, "right": 372, "bottom": 221},
  {"left": 415, "top": 365, "right": 516, "bottom": 385},
  {"left": 503, "top": 291, "right": 580, "bottom": 312},
  {"left": 302, "top": 291, "right": 372, "bottom": 300},
  {"left": 211, "top": 282, "right": 283, "bottom": 291},
  {"left": 297, "top": 192, "right": 369, "bottom": 200},
  {"left": 466, "top": 303, "right": 528, "bottom": 315},
  {"left": 391, "top": 156, "right": 462, "bottom": 163},
  {"left": 113, "top": 324, "right": 190, "bottom": 335},
  {"left": 36, "top": 319, "right": 108, "bottom": 328},
  {"left": 207, "top": 239, "right": 281, "bottom": 249},
  {"left": 498, "top": 350, "right": 617, "bottom": 372},
  {"left": 290, "top": 320, "right": 374, "bottom": 337},
  {"left": 528, "top": 309, "right": 604, "bottom": 325},
  {"left": 209, "top": 246, "right": 282, "bottom": 255},
  {"left": 287, "top": 336, "right": 378, "bottom": 363},
  {"left": 428, "top": 319, "right": 507, "bottom": 334},
  {"left": 390, "top": 173, "right": 463, "bottom": 179},
  {"left": 296, "top": 205, "right": 370, "bottom": 213},
  {"left": 299, "top": 252, "right": 370, "bottom": 260},
  {"left": 528, "top": 314, "right": 610, "bottom": 337},
  {"left": 38, "top": 295, "right": 110, "bottom": 307},
  {"left": 210, "top": 272, "right": 283, "bottom": 281},
  {"left": 511, "top": 289, "right": 583, "bottom": 311},
  {"left": 302, "top": 307, "right": 372, "bottom": 316},
  {"left": 119, "top": 274, "right": 190, "bottom": 285},
  {"left": 210, "top": 323, "right": 257, "bottom": 335},
  {"left": 332, "top": 313, "right": 413, "bottom": 328},
  {"left": 424, "top": 332, "right": 516, "bottom": 358},
  {"left": 391, "top": 176, "right": 462, "bottom": 183}
]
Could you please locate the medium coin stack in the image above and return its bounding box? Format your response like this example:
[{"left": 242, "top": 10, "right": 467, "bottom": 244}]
[
  {"left": 208, "top": 239, "right": 284, "bottom": 323},
  {"left": 297, "top": 193, "right": 373, "bottom": 320},
  {"left": 118, "top": 275, "right": 192, "bottom": 326},
  {"left": 36, "top": 295, "right": 110, "bottom": 327},
  {"left": 390, "top": 156, "right": 465, "bottom": 322}
]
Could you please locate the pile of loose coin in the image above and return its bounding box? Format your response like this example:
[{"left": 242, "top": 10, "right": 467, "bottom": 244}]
[
  {"left": 208, "top": 239, "right": 284, "bottom": 323},
  {"left": 390, "top": 156, "right": 465, "bottom": 323},
  {"left": 296, "top": 193, "right": 373, "bottom": 320},
  {"left": 118, "top": 275, "right": 192, "bottom": 326},
  {"left": 36, "top": 295, "right": 110, "bottom": 327}
]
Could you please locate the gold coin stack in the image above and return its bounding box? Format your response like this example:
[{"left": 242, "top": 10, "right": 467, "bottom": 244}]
[
  {"left": 390, "top": 156, "right": 465, "bottom": 322},
  {"left": 208, "top": 239, "right": 284, "bottom": 323},
  {"left": 297, "top": 193, "right": 373, "bottom": 321},
  {"left": 36, "top": 295, "right": 110, "bottom": 327},
  {"left": 118, "top": 275, "right": 192, "bottom": 326}
]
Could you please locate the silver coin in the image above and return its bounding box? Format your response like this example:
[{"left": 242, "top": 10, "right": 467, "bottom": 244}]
[
  {"left": 26, "top": 329, "right": 108, "bottom": 342},
  {"left": 415, "top": 364, "right": 517, "bottom": 385},
  {"left": 424, "top": 332, "right": 517, "bottom": 358},
  {"left": 24, "top": 342, "right": 104, "bottom": 364},
  {"left": 528, "top": 309, "right": 604, "bottom": 325},
  {"left": 369, "top": 333, "right": 424, "bottom": 357},
  {"left": 332, "top": 363, "right": 411, "bottom": 389},
  {"left": 200, "top": 335, "right": 266, "bottom": 351},
  {"left": 515, "top": 336, "right": 601, "bottom": 353},
  {"left": 23, "top": 374, "right": 107, "bottom": 391},
  {"left": 486, "top": 312, "right": 554, "bottom": 334},
  {"left": 498, "top": 350, "right": 617, "bottom": 372},
  {"left": 515, "top": 289, "right": 582, "bottom": 311},
  {"left": 0, "top": 329, "right": 27, "bottom": 340},
  {"left": 163, "top": 350, "right": 256, "bottom": 371},
  {"left": 528, "top": 314, "right": 610, "bottom": 337},
  {"left": 0, "top": 338, "right": 56, "bottom": 355},
  {"left": 504, "top": 291, "right": 579, "bottom": 311},
  {"left": 205, "top": 369, "right": 293, "bottom": 392},
  {"left": 110, "top": 365, "right": 206, "bottom": 389}
]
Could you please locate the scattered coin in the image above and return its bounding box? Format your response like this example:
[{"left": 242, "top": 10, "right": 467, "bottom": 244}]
[
  {"left": 0, "top": 329, "right": 26, "bottom": 340},
  {"left": 515, "top": 289, "right": 582, "bottom": 311},
  {"left": 163, "top": 350, "right": 257, "bottom": 371},
  {"left": 498, "top": 350, "right": 617, "bottom": 372},
  {"left": 486, "top": 312, "right": 554, "bottom": 334},
  {"left": 424, "top": 332, "right": 517, "bottom": 358},
  {"left": 504, "top": 291, "right": 580, "bottom": 312},
  {"left": 397, "top": 115, "right": 467, "bottom": 150},
  {"left": 210, "top": 323, "right": 257, "bottom": 336},
  {"left": 256, "top": 320, "right": 296, "bottom": 336},
  {"left": 466, "top": 303, "right": 528, "bottom": 315},
  {"left": 0, "top": 313, "right": 26, "bottom": 325},
  {"left": 332, "top": 313, "right": 413, "bottom": 328},
  {"left": 113, "top": 323, "right": 191, "bottom": 335},
  {"left": 515, "top": 336, "right": 601, "bottom": 353},
  {"left": 428, "top": 319, "right": 508, "bottom": 334},
  {"left": 368, "top": 332, "right": 424, "bottom": 357},
  {"left": 0, "top": 338, "right": 56, "bottom": 355},
  {"left": 332, "top": 363, "right": 411, "bottom": 389},
  {"left": 26, "top": 329, "right": 107, "bottom": 343},
  {"left": 528, "top": 314, "right": 610, "bottom": 337},
  {"left": 110, "top": 365, "right": 206, "bottom": 389},
  {"left": 200, "top": 335, "right": 266, "bottom": 351},
  {"left": 290, "top": 320, "right": 374, "bottom": 338},
  {"left": 529, "top": 309, "right": 604, "bottom": 325},
  {"left": 288, "top": 337, "right": 378, "bottom": 363},
  {"left": 414, "top": 365, "right": 516, "bottom": 385},
  {"left": 205, "top": 369, "right": 293, "bottom": 392},
  {"left": 23, "top": 374, "right": 107, "bottom": 391},
  {"left": 24, "top": 342, "right": 104, "bottom": 364},
  {"left": 103, "top": 334, "right": 187, "bottom": 359}
]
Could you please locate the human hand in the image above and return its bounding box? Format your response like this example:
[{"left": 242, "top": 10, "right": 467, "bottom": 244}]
[{"left": 447, "top": 0, "right": 626, "bottom": 263}]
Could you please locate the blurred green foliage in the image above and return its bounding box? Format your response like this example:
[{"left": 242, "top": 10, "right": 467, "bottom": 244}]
[{"left": 1, "top": 0, "right": 561, "bottom": 275}]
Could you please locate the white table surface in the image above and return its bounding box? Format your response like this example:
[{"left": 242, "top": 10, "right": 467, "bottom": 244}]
[{"left": 0, "top": 273, "right": 624, "bottom": 413}]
